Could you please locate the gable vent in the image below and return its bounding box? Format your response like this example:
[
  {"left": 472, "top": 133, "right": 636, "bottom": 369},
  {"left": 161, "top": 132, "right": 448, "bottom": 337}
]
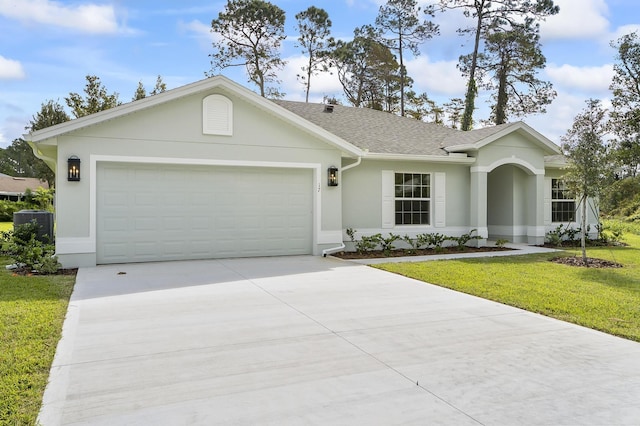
[{"left": 203, "top": 94, "right": 233, "bottom": 136}]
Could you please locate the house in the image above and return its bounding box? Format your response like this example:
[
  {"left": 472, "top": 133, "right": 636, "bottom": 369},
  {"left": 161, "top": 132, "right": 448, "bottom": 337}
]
[
  {"left": 0, "top": 174, "right": 48, "bottom": 201},
  {"left": 26, "top": 76, "right": 596, "bottom": 268}
]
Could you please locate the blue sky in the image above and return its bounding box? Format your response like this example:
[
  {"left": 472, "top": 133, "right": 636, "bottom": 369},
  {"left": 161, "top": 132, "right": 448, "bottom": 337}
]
[{"left": 0, "top": 0, "right": 639, "bottom": 148}]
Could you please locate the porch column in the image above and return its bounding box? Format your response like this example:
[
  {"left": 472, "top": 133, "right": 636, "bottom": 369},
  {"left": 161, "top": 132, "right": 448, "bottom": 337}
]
[
  {"left": 470, "top": 170, "right": 488, "bottom": 246},
  {"left": 527, "top": 173, "right": 546, "bottom": 245}
]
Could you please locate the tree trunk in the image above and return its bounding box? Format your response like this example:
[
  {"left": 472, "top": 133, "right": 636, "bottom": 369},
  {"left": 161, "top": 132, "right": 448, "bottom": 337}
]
[
  {"left": 495, "top": 65, "right": 508, "bottom": 124},
  {"left": 461, "top": 7, "right": 484, "bottom": 131},
  {"left": 581, "top": 194, "right": 588, "bottom": 265},
  {"left": 399, "top": 29, "right": 405, "bottom": 117},
  {"left": 305, "top": 54, "right": 312, "bottom": 103}
]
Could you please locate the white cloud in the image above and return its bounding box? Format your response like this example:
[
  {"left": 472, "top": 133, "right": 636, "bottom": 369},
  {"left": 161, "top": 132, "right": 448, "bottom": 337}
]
[
  {"left": 0, "top": 0, "right": 125, "bottom": 34},
  {"left": 541, "top": 0, "right": 609, "bottom": 40},
  {"left": 281, "top": 55, "right": 343, "bottom": 101},
  {"left": 611, "top": 24, "right": 640, "bottom": 43},
  {"left": 406, "top": 56, "right": 466, "bottom": 97},
  {"left": 546, "top": 63, "right": 614, "bottom": 93},
  {"left": 0, "top": 56, "right": 26, "bottom": 79}
]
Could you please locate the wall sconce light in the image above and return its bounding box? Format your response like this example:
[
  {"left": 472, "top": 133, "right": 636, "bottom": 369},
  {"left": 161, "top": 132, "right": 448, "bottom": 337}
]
[
  {"left": 328, "top": 166, "right": 338, "bottom": 187},
  {"left": 67, "top": 156, "right": 81, "bottom": 181}
]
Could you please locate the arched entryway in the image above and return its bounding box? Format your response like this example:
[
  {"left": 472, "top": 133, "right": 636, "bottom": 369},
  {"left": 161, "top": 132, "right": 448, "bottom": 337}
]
[{"left": 487, "top": 164, "right": 531, "bottom": 243}]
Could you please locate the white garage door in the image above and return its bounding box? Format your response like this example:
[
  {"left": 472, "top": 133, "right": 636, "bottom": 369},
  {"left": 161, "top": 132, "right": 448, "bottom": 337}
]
[{"left": 97, "top": 163, "right": 313, "bottom": 264}]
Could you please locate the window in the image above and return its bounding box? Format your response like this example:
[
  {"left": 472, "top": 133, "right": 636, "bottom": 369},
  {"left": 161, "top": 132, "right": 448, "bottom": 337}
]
[
  {"left": 551, "top": 179, "right": 575, "bottom": 222},
  {"left": 395, "top": 173, "right": 430, "bottom": 225}
]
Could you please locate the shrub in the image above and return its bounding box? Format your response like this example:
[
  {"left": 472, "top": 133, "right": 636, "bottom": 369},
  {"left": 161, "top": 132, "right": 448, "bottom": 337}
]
[
  {"left": 345, "top": 228, "right": 382, "bottom": 254},
  {"left": 495, "top": 238, "right": 509, "bottom": 247},
  {"left": 401, "top": 235, "right": 419, "bottom": 254},
  {"left": 4, "top": 220, "right": 60, "bottom": 274},
  {"left": 379, "top": 233, "right": 400, "bottom": 256},
  {"left": 450, "top": 229, "right": 482, "bottom": 251},
  {"left": 356, "top": 234, "right": 381, "bottom": 254}
]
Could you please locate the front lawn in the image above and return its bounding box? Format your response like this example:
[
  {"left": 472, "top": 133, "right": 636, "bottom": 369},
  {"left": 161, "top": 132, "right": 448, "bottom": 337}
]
[
  {"left": 0, "top": 257, "right": 75, "bottom": 425},
  {"left": 375, "top": 233, "right": 640, "bottom": 342}
]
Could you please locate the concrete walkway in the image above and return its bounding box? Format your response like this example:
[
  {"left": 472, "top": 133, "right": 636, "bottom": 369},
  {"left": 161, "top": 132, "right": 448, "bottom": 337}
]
[{"left": 40, "top": 255, "right": 640, "bottom": 425}]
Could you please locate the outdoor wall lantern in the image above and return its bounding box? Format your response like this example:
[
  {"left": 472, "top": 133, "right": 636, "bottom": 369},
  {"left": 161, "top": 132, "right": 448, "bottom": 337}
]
[
  {"left": 67, "top": 156, "right": 81, "bottom": 182},
  {"left": 328, "top": 166, "right": 338, "bottom": 187}
]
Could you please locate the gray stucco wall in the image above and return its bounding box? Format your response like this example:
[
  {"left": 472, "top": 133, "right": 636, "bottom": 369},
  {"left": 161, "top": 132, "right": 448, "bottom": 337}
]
[
  {"left": 341, "top": 159, "right": 471, "bottom": 236},
  {"left": 54, "top": 89, "right": 345, "bottom": 266}
]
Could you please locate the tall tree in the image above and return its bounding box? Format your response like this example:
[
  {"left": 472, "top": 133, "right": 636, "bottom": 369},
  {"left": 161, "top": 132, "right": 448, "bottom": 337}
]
[
  {"left": 331, "top": 26, "right": 402, "bottom": 111},
  {"left": 295, "top": 6, "right": 333, "bottom": 103},
  {"left": 444, "top": 97, "right": 465, "bottom": 128},
  {"left": 28, "top": 99, "right": 70, "bottom": 131},
  {"left": 209, "top": 0, "right": 286, "bottom": 97},
  {"left": 12, "top": 99, "right": 72, "bottom": 185},
  {"left": 610, "top": 31, "right": 640, "bottom": 177},
  {"left": 460, "top": 25, "right": 555, "bottom": 124},
  {"left": 561, "top": 99, "right": 610, "bottom": 264},
  {"left": 65, "top": 75, "right": 120, "bottom": 118},
  {"left": 375, "top": 0, "right": 439, "bottom": 116},
  {"left": 439, "top": 0, "right": 559, "bottom": 130}
]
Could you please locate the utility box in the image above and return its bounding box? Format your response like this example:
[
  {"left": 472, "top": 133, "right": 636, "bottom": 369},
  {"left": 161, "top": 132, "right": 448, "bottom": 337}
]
[{"left": 13, "top": 210, "right": 54, "bottom": 244}]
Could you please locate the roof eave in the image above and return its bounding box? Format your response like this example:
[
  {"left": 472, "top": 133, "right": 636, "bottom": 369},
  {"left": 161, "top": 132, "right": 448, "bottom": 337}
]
[{"left": 364, "top": 152, "right": 476, "bottom": 164}]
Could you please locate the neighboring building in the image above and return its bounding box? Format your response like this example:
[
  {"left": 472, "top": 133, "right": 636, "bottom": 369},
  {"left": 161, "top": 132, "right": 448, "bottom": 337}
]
[
  {"left": 26, "top": 76, "right": 597, "bottom": 268},
  {"left": 0, "top": 173, "right": 48, "bottom": 201}
]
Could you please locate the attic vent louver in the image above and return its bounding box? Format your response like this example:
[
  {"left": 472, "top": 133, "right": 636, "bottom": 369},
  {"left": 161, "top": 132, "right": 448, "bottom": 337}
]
[{"left": 323, "top": 104, "right": 334, "bottom": 113}]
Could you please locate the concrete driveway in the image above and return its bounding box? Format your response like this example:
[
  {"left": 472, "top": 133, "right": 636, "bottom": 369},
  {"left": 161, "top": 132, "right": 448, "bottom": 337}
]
[{"left": 40, "top": 256, "right": 640, "bottom": 425}]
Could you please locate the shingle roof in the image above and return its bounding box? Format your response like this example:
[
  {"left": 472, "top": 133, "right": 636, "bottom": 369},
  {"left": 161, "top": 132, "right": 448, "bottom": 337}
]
[
  {"left": 274, "top": 100, "right": 461, "bottom": 156},
  {"left": 0, "top": 176, "right": 48, "bottom": 194}
]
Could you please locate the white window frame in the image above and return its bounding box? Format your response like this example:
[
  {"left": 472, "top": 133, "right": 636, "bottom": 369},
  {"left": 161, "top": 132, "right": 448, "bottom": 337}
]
[
  {"left": 551, "top": 178, "right": 575, "bottom": 223},
  {"left": 394, "top": 172, "right": 432, "bottom": 226}
]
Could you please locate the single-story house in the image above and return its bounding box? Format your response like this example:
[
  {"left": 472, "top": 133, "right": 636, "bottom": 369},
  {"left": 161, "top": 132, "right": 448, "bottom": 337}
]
[
  {"left": 26, "top": 76, "right": 596, "bottom": 268},
  {"left": 0, "top": 174, "right": 48, "bottom": 201}
]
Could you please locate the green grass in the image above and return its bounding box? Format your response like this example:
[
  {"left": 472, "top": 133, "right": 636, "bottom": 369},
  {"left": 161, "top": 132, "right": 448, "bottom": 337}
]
[
  {"left": 0, "top": 257, "right": 75, "bottom": 425},
  {"left": 375, "top": 233, "right": 640, "bottom": 342},
  {"left": 0, "top": 222, "right": 12, "bottom": 232}
]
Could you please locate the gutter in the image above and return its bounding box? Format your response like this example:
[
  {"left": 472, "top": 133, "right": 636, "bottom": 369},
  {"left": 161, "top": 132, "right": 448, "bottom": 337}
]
[{"left": 322, "top": 156, "right": 362, "bottom": 257}]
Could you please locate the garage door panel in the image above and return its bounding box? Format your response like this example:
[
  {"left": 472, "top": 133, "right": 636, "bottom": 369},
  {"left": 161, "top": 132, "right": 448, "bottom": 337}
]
[{"left": 97, "top": 163, "right": 313, "bottom": 264}]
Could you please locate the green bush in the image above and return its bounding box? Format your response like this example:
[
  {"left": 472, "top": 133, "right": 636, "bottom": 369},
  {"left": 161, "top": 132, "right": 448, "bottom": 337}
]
[
  {"left": 0, "top": 200, "right": 31, "bottom": 222},
  {"left": 449, "top": 229, "right": 482, "bottom": 251},
  {"left": 2, "top": 221, "right": 60, "bottom": 274},
  {"left": 601, "top": 176, "right": 640, "bottom": 217}
]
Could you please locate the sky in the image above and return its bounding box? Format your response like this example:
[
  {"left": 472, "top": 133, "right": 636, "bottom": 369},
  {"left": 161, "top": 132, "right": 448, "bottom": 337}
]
[{"left": 0, "top": 0, "right": 639, "bottom": 149}]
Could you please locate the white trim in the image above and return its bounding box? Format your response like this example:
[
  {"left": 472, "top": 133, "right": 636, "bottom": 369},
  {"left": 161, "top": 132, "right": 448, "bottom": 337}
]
[
  {"left": 434, "top": 172, "right": 446, "bottom": 228},
  {"left": 471, "top": 157, "right": 545, "bottom": 175},
  {"left": 366, "top": 152, "right": 475, "bottom": 164},
  {"left": 527, "top": 226, "right": 546, "bottom": 237},
  {"left": 89, "top": 155, "right": 322, "bottom": 257},
  {"left": 381, "top": 170, "right": 395, "bottom": 229},
  {"left": 56, "top": 237, "right": 94, "bottom": 254},
  {"left": 445, "top": 122, "right": 561, "bottom": 156}
]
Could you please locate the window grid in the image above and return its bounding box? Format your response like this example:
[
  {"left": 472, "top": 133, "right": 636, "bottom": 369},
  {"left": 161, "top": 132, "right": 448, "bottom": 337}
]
[
  {"left": 551, "top": 179, "right": 575, "bottom": 222},
  {"left": 395, "top": 173, "right": 430, "bottom": 225}
]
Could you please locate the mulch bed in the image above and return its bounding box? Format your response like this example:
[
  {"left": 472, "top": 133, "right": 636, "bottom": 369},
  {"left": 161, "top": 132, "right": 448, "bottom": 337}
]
[
  {"left": 550, "top": 256, "right": 623, "bottom": 268},
  {"left": 333, "top": 246, "right": 513, "bottom": 259},
  {"left": 10, "top": 268, "right": 78, "bottom": 277}
]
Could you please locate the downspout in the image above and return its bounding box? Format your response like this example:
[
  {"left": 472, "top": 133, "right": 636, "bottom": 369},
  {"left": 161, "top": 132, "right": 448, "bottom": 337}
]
[{"left": 322, "top": 156, "right": 363, "bottom": 257}]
